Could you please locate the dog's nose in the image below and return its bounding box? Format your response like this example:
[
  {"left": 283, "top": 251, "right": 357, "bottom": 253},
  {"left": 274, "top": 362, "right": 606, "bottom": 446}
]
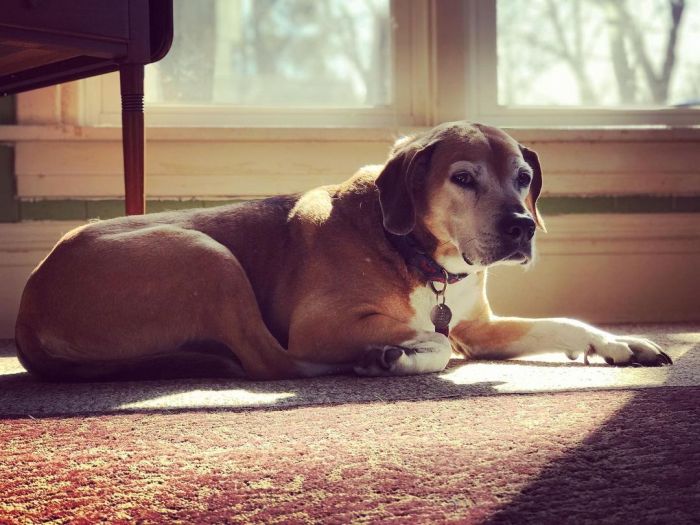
[{"left": 499, "top": 213, "right": 536, "bottom": 243}]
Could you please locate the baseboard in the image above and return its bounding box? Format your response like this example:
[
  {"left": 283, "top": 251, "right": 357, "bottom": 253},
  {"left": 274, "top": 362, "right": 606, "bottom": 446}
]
[{"left": 1, "top": 215, "right": 699, "bottom": 338}]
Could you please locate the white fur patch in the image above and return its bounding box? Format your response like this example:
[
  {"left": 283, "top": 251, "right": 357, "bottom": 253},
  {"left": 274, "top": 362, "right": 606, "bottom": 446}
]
[
  {"left": 392, "top": 332, "right": 452, "bottom": 374},
  {"left": 407, "top": 273, "right": 482, "bottom": 333},
  {"left": 353, "top": 331, "right": 452, "bottom": 376},
  {"left": 475, "top": 317, "right": 664, "bottom": 365}
]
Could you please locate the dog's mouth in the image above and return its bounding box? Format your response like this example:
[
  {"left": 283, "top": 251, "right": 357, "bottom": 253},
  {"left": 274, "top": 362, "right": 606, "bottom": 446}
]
[
  {"left": 508, "top": 251, "right": 531, "bottom": 265},
  {"left": 463, "top": 247, "right": 531, "bottom": 267},
  {"left": 495, "top": 250, "right": 530, "bottom": 265}
]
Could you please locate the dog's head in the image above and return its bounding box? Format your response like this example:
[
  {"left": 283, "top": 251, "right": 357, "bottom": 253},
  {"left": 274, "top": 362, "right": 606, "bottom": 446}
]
[{"left": 376, "top": 121, "right": 545, "bottom": 272}]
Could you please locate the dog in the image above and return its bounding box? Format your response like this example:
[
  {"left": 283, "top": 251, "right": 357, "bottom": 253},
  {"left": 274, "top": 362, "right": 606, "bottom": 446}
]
[{"left": 15, "top": 121, "right": 672, "bottom": 381}]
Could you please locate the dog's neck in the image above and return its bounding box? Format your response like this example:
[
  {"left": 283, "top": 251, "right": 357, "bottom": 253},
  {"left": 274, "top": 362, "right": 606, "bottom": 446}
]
[
  {"left": 385, "top": 225, "right": 468, "bottom": 284},
  {"left": 407, "top": 222, "right": 439, "bottom": 256}
]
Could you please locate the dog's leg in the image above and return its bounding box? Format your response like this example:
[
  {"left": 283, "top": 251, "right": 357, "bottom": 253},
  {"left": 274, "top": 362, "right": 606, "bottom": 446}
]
[
  {"left": 16, "top": 225, "right": 320, "bottom": 381},
  {"left": 451, "top": 317, "right": 671, "bottom": 366},
  {"left": 353, "top": 331, "right": 452, "bottom": 376},
  {"left": 289, "top": 303, "right": 452, "bottom": 377}
]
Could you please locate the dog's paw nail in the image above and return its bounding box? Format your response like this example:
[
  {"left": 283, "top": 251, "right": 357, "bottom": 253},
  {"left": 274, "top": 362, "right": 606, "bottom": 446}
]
[
  {"left": 659, "top": 351, "right": 673, "bottom": 365},
  {"left": 355, "top": 345, "right": 406, "bottom": 374},
  {"left": 381, "top": 346, "right": 404, "bottom": 369}
]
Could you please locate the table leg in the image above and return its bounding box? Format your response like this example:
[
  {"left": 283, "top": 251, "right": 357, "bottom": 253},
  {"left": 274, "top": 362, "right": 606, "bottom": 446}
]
[{"left": 119, "top": 63, "right": 145, "bottom": 215}]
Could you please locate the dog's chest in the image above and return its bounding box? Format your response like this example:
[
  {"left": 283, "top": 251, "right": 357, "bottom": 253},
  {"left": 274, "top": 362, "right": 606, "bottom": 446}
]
[{"left": 407, "top": 275, "right": 481, "bottom": 333}]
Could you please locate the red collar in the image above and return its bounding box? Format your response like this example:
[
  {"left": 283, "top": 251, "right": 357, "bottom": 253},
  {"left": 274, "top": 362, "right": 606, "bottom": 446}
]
[{"left": 385, "top": 232, "right": 469, "bottom": 284}]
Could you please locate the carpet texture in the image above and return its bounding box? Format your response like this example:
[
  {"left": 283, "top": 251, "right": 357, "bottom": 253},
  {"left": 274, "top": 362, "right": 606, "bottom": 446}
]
[
  {"left": 0, "top": 324, "right": 698, "bottom": 523},
  {"left": 1, "top": 389, "right": 698, "bottom": 524}
]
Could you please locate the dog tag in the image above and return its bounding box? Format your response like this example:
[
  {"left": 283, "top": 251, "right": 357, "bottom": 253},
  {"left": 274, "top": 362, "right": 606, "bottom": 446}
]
[{"left": 430, "top": 303, "right": 452, "bottom": 330}]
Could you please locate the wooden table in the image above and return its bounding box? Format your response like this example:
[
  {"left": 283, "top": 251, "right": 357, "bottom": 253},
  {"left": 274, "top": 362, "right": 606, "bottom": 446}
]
[{"left": 0, "top": 0, "right": 173, "bottom": 215}]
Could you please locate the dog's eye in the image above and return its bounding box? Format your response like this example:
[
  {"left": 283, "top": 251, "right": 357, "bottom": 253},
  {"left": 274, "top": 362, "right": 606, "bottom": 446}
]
[
  {"left": 517, "top": 171, "right": 532, "bottom": 188},
  {"left": 451, "top": 172, "right": 476, "bottom": 189}
]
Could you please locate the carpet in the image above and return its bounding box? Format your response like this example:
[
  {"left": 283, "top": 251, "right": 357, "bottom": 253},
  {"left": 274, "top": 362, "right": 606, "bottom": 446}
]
[{"left": 1, "top": 324, "right": 698, "bottom": 524}]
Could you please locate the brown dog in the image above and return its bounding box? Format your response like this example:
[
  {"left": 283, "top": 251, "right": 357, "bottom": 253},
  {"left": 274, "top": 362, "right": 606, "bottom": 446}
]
[{"left": 15, "top": 121, "right": 671, "bottom": 381}]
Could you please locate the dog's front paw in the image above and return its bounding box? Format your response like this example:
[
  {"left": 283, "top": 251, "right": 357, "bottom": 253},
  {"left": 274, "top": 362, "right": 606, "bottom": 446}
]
[
  {"left": 586, "top": 335, "right": 672, "bottom": 367},
  {"left": 354, "top": 333, "right": 452, "bottom": 376},
  {"left": 354, "top": 345, "right": 407, "bottom": 376}
]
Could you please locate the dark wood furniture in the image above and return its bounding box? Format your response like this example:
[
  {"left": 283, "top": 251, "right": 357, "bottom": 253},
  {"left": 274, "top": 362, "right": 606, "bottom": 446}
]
[{"left": 0, "top": 0, "right": 174, "bottom": 215}]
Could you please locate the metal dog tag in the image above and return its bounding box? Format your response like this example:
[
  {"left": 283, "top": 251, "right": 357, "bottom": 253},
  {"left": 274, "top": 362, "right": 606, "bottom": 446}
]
[{"left": 430, "top": 303, "right": 452, "bottom": 330}]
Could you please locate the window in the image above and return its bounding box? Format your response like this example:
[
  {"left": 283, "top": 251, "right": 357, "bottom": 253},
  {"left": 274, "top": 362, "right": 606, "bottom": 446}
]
[
  {"left": 85, "top": 0, "right": 428, "bottom": 127},
  {"left": 497, "top": 0, "right": 700, "bottom": 108},
  {"left": 145, "top": 0, "right": 392, "bottom": 108},
  {"left": 470, "top": 0, "right": 700, "bottom": 125},
  {"left": 82, "top": 0, "right": 700, "bottom": 128}
]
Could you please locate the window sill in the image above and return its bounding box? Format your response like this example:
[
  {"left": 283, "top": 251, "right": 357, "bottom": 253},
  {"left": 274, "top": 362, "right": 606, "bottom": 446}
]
[
  {"left": 1, "top": 124, "right": 700, "bottom": 143},
  {"left": 3, "top": 124, "right": 700, "bottom": 200}
]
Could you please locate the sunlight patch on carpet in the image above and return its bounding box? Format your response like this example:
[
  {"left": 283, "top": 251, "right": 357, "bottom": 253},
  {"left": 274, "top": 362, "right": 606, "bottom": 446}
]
[
  {"left": 0, "top": 355, "right": 24, "bottom": 374},
  {"left": 667, "top": 332, "right": 700, "bottom": 343},
  {"left": 118, "top": 389, "right": 296, "bottom": 410},
  {"left": 443, "top": 341, "right": 695, "bottom": 393},
  {"left": 441, "top": 360, "right": 672, "bottom": 392}
]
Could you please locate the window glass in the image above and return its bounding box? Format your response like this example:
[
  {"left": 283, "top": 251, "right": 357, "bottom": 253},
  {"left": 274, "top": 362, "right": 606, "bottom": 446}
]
[
  {"left": 145, "top": 0, "right": 392, "bottom": 107},
  {"left": 497, "top": 0, "right": 700, "bottom": 107}
]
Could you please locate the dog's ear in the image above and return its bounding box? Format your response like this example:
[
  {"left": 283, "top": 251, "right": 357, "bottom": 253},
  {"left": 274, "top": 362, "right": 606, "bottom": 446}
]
[
  {"left": 519, "top": 144, "right": 546, "bottom": 232},
  {"left": 376, "top": 137, "right": 436, "bottom": 235}
]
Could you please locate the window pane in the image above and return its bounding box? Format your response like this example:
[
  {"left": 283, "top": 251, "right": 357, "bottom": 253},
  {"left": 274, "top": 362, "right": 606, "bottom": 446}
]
[
  {"left": 145, "top": 0, "right": 392, "bottom": 107},
  {"left": 497, "top": 0, "right": 700, "bottom": 107}
]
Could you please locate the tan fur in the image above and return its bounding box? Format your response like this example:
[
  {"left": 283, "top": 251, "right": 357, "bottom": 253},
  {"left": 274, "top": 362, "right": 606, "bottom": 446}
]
[
  {"left": 451, "top": 319, "right": 530, "bottom": 359},
  {"left": 442, "top": 272, "right": 531, "bottom": 358}
]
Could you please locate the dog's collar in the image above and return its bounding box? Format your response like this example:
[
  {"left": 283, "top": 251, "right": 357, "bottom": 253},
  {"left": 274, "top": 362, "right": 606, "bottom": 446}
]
[{"left": 385, "top": 232, "right": 468, "bottom": 284}]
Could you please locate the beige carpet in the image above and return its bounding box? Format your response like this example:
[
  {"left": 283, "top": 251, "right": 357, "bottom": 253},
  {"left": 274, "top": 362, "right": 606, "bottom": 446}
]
[{"left": 0, "top": 324, "right": 698, "bottom": 418}]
